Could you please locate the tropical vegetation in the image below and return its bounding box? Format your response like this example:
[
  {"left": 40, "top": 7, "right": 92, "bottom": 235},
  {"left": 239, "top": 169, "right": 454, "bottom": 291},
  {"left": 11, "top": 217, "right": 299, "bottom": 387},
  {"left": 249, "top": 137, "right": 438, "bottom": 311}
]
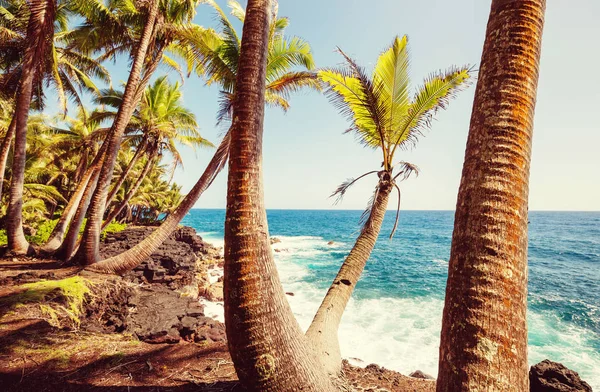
[{"left": 0, "top": 0, "right": 547, "bottom": 390}]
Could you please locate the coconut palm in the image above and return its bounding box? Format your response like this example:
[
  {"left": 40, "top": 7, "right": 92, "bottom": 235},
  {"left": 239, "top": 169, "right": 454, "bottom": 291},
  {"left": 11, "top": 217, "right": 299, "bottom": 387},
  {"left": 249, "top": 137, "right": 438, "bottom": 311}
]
[
  {"left": 87, "top": 1, "right": 320, "bottom": 274},
  {"left": 1, "top": 0, "right": 110, "bottom": 254},
  {"left": 40, "top": 108, "right": 108, "bottom": 252},
  {"left": 305, "top": 36, "right": 472, "bottom": 375},
  {"left": 218, "top": 1, "right": 338, "bottom": 389},
  {"left": 436, "top": 0, "right": 546, "bottom": 390},
  {"left": 73, "top": 0, "right": 222, "bottom": 265},
  {"left": 184, "top": 0, "right": 320, "bottom": 123},
  {"left": 97, "top": 76, "right": 212, "bottom": 230},
  {"left": 92, "top": 76, "right": 211, "bottom": 212},
  {"left": 5, "top": 0, "right": 58, "bottom": 255}
]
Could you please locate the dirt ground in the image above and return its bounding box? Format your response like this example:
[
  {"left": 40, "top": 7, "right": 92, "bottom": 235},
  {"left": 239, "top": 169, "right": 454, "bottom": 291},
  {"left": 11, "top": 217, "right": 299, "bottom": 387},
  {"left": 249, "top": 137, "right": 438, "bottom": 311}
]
[{"left": 0, "top": 257, "right": 435, "bottom": 392}]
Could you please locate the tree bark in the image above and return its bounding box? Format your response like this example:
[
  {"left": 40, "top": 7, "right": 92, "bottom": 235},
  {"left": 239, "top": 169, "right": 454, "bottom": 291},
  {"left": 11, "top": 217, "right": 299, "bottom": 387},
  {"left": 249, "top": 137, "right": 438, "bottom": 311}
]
[
  {"left": 6, "top": 0, "right": 55, "bottom": 255},
  {"left": 306, "top": 173, "right": 392, "bottom": 375},
  {"left": 42, "top": 143, "right": 107, "bottom": 253},
  {"left": 222, "top": 1, "right": 336, "bottom": 390},
  {"left": 85, "top": 131, "right": 230, "bottom": 275},
  {"left": 101, "top": 152, "right": 155, "bottom": 231},
  {"left": 0, "top": 117, "right": 16, "bottom": 200},
  {"left": 77, "top": 0, "right": 160, "bottom": 265},
  {"left": 57, "top": 156, "right": 103, "bottom": 262},
  {"left": 436, "top": 1, "right": 545, "bottom": 391}
]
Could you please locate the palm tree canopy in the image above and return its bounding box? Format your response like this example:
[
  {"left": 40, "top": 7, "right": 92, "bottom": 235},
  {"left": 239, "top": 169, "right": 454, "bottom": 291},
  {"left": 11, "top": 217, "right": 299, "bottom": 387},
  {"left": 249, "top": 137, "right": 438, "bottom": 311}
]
[
  {"left": 319, "top": 35, "right": 472, "bottom": 169},
  {"left": 182, "top": 0, "right": 320, "bottom": 123},
  {"left": 93, "top": 75, "right": 212, "bottom": 170}
]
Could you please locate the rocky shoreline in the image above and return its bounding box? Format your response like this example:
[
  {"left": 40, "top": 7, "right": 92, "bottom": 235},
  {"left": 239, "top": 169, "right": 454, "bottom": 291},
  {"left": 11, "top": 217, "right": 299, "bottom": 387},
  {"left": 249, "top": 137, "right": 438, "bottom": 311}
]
[
  {"left": 1, "top": 225, "right": 591, "bottom": 391},
  {"left": 92, "top": 226, "right": 593, "bottom": 392}
]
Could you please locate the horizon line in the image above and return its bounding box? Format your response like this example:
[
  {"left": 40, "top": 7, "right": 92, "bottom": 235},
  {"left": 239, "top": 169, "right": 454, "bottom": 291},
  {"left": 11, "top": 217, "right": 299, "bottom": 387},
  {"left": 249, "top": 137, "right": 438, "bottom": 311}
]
[{"left": 189, "top": 208, "right": 600, "bottom": 213}]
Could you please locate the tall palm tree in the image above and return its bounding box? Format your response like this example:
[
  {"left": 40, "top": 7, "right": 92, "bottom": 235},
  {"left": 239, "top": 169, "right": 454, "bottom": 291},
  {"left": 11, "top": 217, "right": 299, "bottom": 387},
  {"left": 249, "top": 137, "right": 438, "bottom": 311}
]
[
  {"left": 98, "top": 76, "right": 212, "bottom": 230},
  {"left": 0, "top": 0, "right": 110, "bottom": 201},
  {"left": 74, "top": 0, "right": 161, "bottom": 264},
  {"left": 436, "top": 0, "right": 546, "bottom": 390},
  {"left": 73, "top": 0, "right": 222, "bottom": 265},
  {"left": 87, "top": 0, "right": 320, "bottom": 274},
  {"left": 305, "top": 36, "right": 472, "bottom": 375},
  {"left": 221, "top": 0, "right": 337, "bottom": 389},
  {"left": 5, "top": 0, "right": 56, "bottom": 255}
]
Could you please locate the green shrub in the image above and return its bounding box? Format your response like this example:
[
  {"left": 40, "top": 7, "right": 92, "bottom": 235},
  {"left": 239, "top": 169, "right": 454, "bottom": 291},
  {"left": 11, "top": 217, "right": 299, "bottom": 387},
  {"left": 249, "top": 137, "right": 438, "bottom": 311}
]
[
  {"left": 0, "top": 229, "right": 7, "bottom": 246},
  {"left": 26, "top": 219, "right": 59, "bottom": 245}
]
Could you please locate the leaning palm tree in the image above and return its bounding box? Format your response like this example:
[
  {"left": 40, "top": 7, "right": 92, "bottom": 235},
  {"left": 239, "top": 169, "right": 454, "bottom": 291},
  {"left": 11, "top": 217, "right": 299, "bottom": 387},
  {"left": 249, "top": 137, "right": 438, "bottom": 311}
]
[
  {"left": 305, "top": 36, "right": 472, "bottom": 375},
  {"left": 87, "top": 1, "right": 320, "bottom": 274},
  {"left": 437, "top": 0, "right": 546, "bottom": 390}
]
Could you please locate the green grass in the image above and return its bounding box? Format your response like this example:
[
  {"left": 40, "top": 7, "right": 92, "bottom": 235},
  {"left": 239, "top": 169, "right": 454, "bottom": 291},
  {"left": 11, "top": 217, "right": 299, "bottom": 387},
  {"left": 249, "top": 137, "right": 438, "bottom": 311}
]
[
  {"left": 0, "top": 276, "right": 92, "bottom": 327},
  {"left": 101, "top": 221, "right": 127, "bottom": 240}
]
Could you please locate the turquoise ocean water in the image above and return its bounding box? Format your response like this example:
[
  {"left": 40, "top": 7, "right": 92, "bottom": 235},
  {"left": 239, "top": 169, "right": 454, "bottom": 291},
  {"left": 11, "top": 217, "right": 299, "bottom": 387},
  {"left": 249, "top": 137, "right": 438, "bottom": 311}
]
[{"left": 182, "top": 210, "right": 600, "bottom": 388}]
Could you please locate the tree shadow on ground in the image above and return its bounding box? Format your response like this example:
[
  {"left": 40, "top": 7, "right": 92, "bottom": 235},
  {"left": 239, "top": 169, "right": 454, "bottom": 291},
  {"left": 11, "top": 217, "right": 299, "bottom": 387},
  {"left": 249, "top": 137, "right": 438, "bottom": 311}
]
[{"left": 0, "top": 318, "right": 243, "bottom": 392}]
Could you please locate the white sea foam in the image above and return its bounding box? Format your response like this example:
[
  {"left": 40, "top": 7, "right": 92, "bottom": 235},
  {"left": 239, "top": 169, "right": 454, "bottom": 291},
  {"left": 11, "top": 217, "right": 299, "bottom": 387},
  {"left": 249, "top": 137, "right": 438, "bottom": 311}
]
[
  {"left": 200, "top": 298, "right": 224, "bottom": 323},
  {"left": 197, "top": 234, "right": 600, "bottom": 390}
]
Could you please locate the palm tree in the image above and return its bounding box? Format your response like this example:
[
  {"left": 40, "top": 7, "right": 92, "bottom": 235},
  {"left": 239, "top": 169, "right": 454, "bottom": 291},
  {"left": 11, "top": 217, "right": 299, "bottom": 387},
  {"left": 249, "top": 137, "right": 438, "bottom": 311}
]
[
  {"left": 98, "top": 76, "right": 212, "bottom": 230},
  {"left": 220, "top": 1, "right": 339, "bottom": 390},
  {"left": 185, "top": 0, "right": 320, "bottom": 123},
  {"left": 5, "top": 0, "right": 56, "bottom": 255},
  {"left": 0, "top": 0, "right": 110, "bottom": 201},
  {"left": 305, "top": 36, "right": 472, "bottom": 375},
  {"left": 74, "top": 0, "right": 161, "bottom": 264},
  {"left": 92, "top": 76, "right": 211, "bottom": 213},
  {"left": 41, "top": 108, "right": 107, "bottom": 252},
  {"left": 436, "top": 0, "right": 546, "bottom": 390},
  {"left": 87, "top": 0, "right": 320, "bottom": 274},
  {"left": 73, "top": 0, "right": 221, "bottom": 265}
]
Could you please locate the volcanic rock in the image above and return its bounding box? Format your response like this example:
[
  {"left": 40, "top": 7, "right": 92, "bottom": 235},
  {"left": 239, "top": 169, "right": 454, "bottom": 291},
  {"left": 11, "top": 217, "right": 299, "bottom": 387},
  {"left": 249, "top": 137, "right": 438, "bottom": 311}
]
[{"left": 530, "top": 360, "right": 592, "bottom": 392}]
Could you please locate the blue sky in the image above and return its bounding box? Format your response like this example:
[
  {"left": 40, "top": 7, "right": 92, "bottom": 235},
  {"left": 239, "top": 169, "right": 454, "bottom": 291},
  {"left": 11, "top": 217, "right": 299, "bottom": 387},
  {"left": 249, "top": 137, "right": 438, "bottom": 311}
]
[{"left": 88, "top": 0, "right": 600, "bottom": 210}]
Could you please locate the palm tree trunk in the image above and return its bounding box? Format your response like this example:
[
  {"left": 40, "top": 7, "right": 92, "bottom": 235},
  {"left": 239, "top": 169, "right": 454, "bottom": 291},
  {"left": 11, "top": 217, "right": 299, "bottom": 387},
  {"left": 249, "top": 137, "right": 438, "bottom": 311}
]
[
  {"left": 77, "top": 0, "right": 160, "bottom": 265},
  {"left": 86, "top": 131, "right": 230, "bottom": 274},
  {"left": 6, "top": 0, "right": 55, "bottom": 255},
  {"left": 101, "top": 152, "right": 155, "bottom": 231},
  {"left": 306, "top": 174, "right": 392, "bottom": 375},
  {"left": 42, "top": 143, "right": 107, "bottom": 253},
  {"left": 0, "top": 117, "right": 16, "bottom": 200},
  {"left": 436, "top": 0, "right": 545, "bottom": 390},
  {"left": 221, "top": 1, "right": 336, "bottom": 390},
  {"left": 104, "top": 137, "right": 148, "bottom": 209},
  {"left": 57, "top": 157, "right": 103, "bottom": 262}
]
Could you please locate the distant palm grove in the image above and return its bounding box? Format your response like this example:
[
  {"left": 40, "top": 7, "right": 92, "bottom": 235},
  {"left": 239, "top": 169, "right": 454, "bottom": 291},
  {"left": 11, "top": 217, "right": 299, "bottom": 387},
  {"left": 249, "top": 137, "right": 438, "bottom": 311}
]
[{"left": 0, "top": 0, "right": 547, "bottom": 391}]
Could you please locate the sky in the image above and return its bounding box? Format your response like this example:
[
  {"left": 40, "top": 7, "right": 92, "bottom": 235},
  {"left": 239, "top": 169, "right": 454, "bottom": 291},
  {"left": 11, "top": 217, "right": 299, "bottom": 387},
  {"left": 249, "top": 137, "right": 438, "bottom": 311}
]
[{"left": 87, "top": 0, "right": 600, "bottom": 211}]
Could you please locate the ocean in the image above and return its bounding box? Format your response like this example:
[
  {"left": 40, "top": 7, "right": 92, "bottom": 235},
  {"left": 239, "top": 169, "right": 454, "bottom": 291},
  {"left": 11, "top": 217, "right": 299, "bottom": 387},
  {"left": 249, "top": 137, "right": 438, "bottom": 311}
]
[{"left": 182, "top": 210, "right": 600, "bottom": 388}]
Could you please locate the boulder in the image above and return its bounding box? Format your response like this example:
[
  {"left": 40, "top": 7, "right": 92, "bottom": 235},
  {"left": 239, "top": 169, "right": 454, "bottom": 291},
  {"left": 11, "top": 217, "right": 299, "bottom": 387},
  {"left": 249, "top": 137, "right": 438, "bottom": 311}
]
[
  {"left": 270, "top": 237, "right": 282, "bottom": 245},
  {"left": 409, "top": 370, "right": 435, "bottom": 380},
  {"left": 100, "top": 226, "right": 219, "bottom": 290},
  {"left": 199, "top": 281, "right": 224, "bottom": 302},
  {"left": 327, "top": 241, "right": 335, "bottom": 245},
  {"left": 530, "top": 360, "right": 592, "bottom": 392}
]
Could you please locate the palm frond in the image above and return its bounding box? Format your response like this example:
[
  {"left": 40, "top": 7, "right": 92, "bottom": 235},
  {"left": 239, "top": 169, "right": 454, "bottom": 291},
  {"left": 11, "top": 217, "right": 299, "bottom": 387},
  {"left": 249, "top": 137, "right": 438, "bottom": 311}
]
[
  {"left": 330, "top": 170, "right": 378, "bottom": 205},
  {"left": 390, "top": 65, "right": 473, "bottom": 153}
]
